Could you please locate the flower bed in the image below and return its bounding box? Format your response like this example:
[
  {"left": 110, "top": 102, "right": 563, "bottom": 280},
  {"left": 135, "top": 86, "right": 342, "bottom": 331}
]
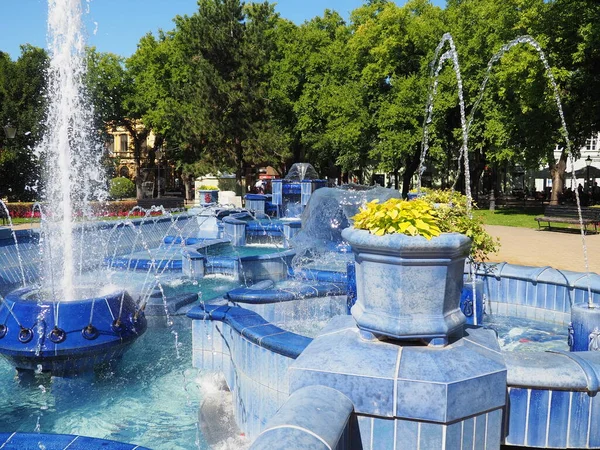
[{"left": 3, "top": 201, "right": 155, "bottom": 219}]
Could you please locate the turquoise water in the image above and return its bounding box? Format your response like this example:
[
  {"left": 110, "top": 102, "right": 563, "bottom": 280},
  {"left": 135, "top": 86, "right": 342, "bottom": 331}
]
[
  {"left": 0, "top": 273, "right": 243, "bottom": 450},
  {"left": 0, "top": 319, "right": 207, "bottom": 450},
  {"left": 122, "top": 243, "right": 284, "bottom": 262},
  {"left": 483, "top": 314, "right": 569, "bottom": 353}
]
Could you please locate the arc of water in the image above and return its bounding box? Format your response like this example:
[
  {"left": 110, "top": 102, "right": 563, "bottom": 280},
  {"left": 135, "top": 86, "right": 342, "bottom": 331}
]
[
  {"left": 462, "top": 35, "right": 592, "bottom": 307},
  {"left": 0, "top": 201, "right": 28, "bottom": 288},
  {"left": 0, "top": 295, "right": 24, "bottom": 328},
  {"left": 418, "top": 33, "right": 472, "bottom": 213}
]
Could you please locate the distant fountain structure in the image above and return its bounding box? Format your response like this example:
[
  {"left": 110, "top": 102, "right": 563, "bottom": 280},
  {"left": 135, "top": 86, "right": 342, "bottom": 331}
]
[{"left": 271, "top": 163, "right": 327, "bottom": 218}]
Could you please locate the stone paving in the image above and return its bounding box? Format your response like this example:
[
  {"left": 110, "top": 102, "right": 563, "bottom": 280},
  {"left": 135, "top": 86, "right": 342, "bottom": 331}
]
[{"left": 485, "top": 224, "right": 600, "bottom": 274}]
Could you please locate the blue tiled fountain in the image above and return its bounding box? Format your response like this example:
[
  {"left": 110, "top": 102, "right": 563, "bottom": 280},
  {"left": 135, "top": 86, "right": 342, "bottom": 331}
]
[{"left": 188, "top": 185, "right": 600, "bottom": 449}]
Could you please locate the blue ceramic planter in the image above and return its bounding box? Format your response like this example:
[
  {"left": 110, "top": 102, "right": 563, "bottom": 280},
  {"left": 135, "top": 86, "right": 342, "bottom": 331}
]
[
  {"left": 197, "top": 189, "right": 219, "bottom": 205},
  {"left": 341, "top": 228, "right": 471, "bottom": 344}
]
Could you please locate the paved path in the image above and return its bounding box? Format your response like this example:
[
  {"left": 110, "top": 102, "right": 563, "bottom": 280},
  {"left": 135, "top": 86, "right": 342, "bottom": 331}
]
[{"left": 485, "top": 225, "right": 600, "bottom": 273}]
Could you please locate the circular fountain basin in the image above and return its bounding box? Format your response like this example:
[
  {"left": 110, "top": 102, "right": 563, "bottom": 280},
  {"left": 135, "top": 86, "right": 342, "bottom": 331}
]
[{"left": 0, "top": 287, "right": 146, "bottom": 375}]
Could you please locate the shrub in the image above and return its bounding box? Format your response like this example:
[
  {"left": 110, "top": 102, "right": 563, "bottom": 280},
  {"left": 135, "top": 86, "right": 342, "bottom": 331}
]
[
  {"left": 197, "top": 185, "right": 219, "bottom": 191},
  {"left": 109, "top": 177, "right": 136, "bottom": 199}
]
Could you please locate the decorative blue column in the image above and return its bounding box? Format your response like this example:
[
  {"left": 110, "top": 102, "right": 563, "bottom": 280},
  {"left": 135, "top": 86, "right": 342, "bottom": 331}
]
[
  {"left": 182, "top": 250, "right": 205, "bottom": 280},
  {"left": 223, "top": 217, "right": 247, "bottom": 247},
  {"left": 570, "top": 303, "right": 600, "bottom": 352},
  {"left": 460, "top": 278, "right": 484, "bottom": 326},
  {"left": 282, "top": 221, "right": 301, "bottom": 248},
  {"left": 245, "top": 194, "right": 267, "bottom": 214},
  {"left": 271, "top": 180, "right": 282, "bottom": 218}
]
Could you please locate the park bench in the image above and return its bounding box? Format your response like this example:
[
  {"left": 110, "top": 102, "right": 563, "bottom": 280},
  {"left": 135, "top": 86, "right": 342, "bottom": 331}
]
[{"left": 534, "top": 205, "right": 600, "bottom": 234}]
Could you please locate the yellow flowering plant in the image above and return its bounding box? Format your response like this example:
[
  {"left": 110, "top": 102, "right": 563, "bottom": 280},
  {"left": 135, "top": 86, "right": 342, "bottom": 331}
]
[
  {"left": 352, "top": 199, "right": 441, "bottom": 240},
  {"left": 351, "top": 191, "right": 499, "bottom": 261}
]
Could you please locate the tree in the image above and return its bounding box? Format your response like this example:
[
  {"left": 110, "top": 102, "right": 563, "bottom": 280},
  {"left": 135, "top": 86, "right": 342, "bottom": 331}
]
[
  {"left": 166, "top": 0, "right": 291, "bottom": 193},
  {"left": 348, "top": 0, "right": 446, "bottom": 191},
  {"left": 0, "top": 45, "right": 48, "bottom": 201}
]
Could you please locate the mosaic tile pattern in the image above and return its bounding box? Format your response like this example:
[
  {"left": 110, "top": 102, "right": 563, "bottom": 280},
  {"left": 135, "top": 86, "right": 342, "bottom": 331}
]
[{"left": 0, "top": 432, "right": 148, "bottom": 449}]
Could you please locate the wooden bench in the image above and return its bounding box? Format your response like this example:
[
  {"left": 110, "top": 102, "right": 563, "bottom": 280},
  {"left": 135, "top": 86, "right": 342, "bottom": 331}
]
[{"left": 535, "top": 205, "right": 600, "bottom": 234}]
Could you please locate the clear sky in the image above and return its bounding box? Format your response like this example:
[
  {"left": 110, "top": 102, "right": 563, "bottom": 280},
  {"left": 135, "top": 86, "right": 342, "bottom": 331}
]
[{"left": 0, "top": 0, "right": 446, "bottom": 60}]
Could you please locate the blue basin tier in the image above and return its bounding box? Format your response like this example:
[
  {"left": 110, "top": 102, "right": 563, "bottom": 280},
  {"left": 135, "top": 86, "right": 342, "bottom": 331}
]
[{"left": 0, "top": 288, "right": 147, "bottom": 374}]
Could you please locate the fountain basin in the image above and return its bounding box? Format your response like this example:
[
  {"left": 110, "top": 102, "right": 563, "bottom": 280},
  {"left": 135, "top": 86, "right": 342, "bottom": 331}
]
[{"left": 0, "top": 287, "right": 146, "bottom": 374}]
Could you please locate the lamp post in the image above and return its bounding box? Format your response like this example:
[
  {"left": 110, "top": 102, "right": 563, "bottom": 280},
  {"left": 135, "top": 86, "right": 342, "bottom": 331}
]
[
  {"left": 156, "top": 149, "right": 164, "bottom": 199},
  {"left": 3, "top": 122, "right": 16, "bottom": 140},
  {"left": 586, "top": 155, "right": 592, "bottom": 192}
]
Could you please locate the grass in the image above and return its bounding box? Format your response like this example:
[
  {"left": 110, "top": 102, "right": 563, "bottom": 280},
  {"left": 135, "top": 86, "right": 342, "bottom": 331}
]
[{"left": 474, "top": 207, "right": 545, "bottom": 229}]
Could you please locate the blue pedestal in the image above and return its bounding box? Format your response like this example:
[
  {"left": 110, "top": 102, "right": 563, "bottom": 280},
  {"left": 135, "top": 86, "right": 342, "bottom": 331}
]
[
  {"left": 0, "top": 287, "right": 146, "bottom": 375},
  {"left": 289, "top": 316, "right": 507, "bottom": 450}
]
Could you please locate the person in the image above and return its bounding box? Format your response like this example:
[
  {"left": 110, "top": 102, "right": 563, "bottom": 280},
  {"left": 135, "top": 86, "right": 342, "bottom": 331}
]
[
  {"left": 254, "top": 179, "right": 264, "bottom": 194},
  {"left": 593, "top": 182, "right": 600, "bottom": 205}
]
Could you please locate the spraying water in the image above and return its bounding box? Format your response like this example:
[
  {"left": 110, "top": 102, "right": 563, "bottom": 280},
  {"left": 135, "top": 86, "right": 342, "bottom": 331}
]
[
  {"left": 38, "top": 0, "right": 106, "bottom": 301},
  {"left": 419, "top": 34, "right": 594, "bottom": 310}
]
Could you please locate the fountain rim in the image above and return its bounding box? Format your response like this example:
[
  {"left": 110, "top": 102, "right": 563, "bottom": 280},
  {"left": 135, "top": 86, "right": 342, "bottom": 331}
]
[{"left": 4, "top": 286, "right": 131, "bottom": 305}]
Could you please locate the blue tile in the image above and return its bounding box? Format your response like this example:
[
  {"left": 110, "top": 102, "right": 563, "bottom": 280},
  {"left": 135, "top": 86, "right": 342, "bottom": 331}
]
[
  {"left": 461, "top": 417, "right": 474, "bottom": 450},
  {"left": 357, "top": 415, "right": 373, "bottom": 450},
  {"left": 486, "top": 408, "right": 503, "bottom": 449},
  {"left": 526, "top": 389, "right": 549, "bottom": 447},
  {"left": 395, "top": 379, "right": 447, "bottom": 422},
  {"left": 445, "top": 421, "right": 462, "bottom": 449},
  {"left": 548, "top": 390, "right": 570, "bottom": 448},
  {"left": 568, "top": 391, "right": 590, "bottom": 448},
  {"left": 589, "top": 394, "right": 600, "bottom": 447},
  {"left": 291, "top": 369, "right": 395, "bottom": 417},
  {"left": 419, "top": 422, "right": 442, "bottom": 450},
  {"left": 395, "top": 419, "right": 418, "bottom": 449},
  {"left": 474, "top": 414, "right": 486, "bottom": 449},
  {"left": 372, "top": 418, "right": 394, "bottom": 450},
  {"left": 506, "top": 388, "right": 527, "bottom": 445}
]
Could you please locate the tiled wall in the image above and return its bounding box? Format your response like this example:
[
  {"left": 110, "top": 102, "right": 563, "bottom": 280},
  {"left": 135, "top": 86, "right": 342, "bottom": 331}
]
[
  {"left": 476, "top": 263, "right": 600, "bottom": 326},
  {"left": 353, "top": 410, "right": 503, "bottom": 450},
  {"left": 505, "top": 387, "right": 600, "bottom": 448},
  {"left": 478, "top": 263, "right": 600, "bottom": 449},
  {"left": 192, "top": 319, "right": 294, "bottom": 439}
]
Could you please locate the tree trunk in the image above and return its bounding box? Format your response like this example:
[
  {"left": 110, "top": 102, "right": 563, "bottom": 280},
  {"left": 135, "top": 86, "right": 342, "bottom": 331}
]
[
  {"left": 550, "top": 150, "right": 568, "bottom": 205},
  {"left": 135, "top": 165, "right": 143, "bottom": 200},
  {"left": 184, "top": 174, "right": 194, "bottom": 202},
  {"left": 401, "top": 148, "right": 421, "bottom": 198}
]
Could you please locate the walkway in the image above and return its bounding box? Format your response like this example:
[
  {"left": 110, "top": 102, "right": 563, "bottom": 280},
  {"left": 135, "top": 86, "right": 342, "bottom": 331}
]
[{"left": 485, "top": 225, "right": 600, "bottom": 273}]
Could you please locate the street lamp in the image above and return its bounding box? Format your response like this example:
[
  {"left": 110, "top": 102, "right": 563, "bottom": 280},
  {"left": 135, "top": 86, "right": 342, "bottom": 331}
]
[
  {"left": 3, "top": 122, "right": 16, "bottom": 140},
  {"left": 156, "top": 149, "right": 164, "bottom": 199},
  {"left": 586, "top": 155, "right": 592, "bottom": 191}
]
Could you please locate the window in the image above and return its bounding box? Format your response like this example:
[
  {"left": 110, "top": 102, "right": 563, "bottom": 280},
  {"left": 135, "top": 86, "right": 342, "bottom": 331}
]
[
  {"left": 106, "top": 136, "right": 115, "bottom": 155},
  {"left": 119, "top": 134, "right": 128, "bottom": 154}
]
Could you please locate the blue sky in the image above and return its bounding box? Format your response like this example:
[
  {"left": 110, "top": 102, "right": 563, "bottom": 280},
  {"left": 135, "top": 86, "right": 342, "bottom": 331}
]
[{"left": 0, "top": 0, "right": 446, "bottom": 60}]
